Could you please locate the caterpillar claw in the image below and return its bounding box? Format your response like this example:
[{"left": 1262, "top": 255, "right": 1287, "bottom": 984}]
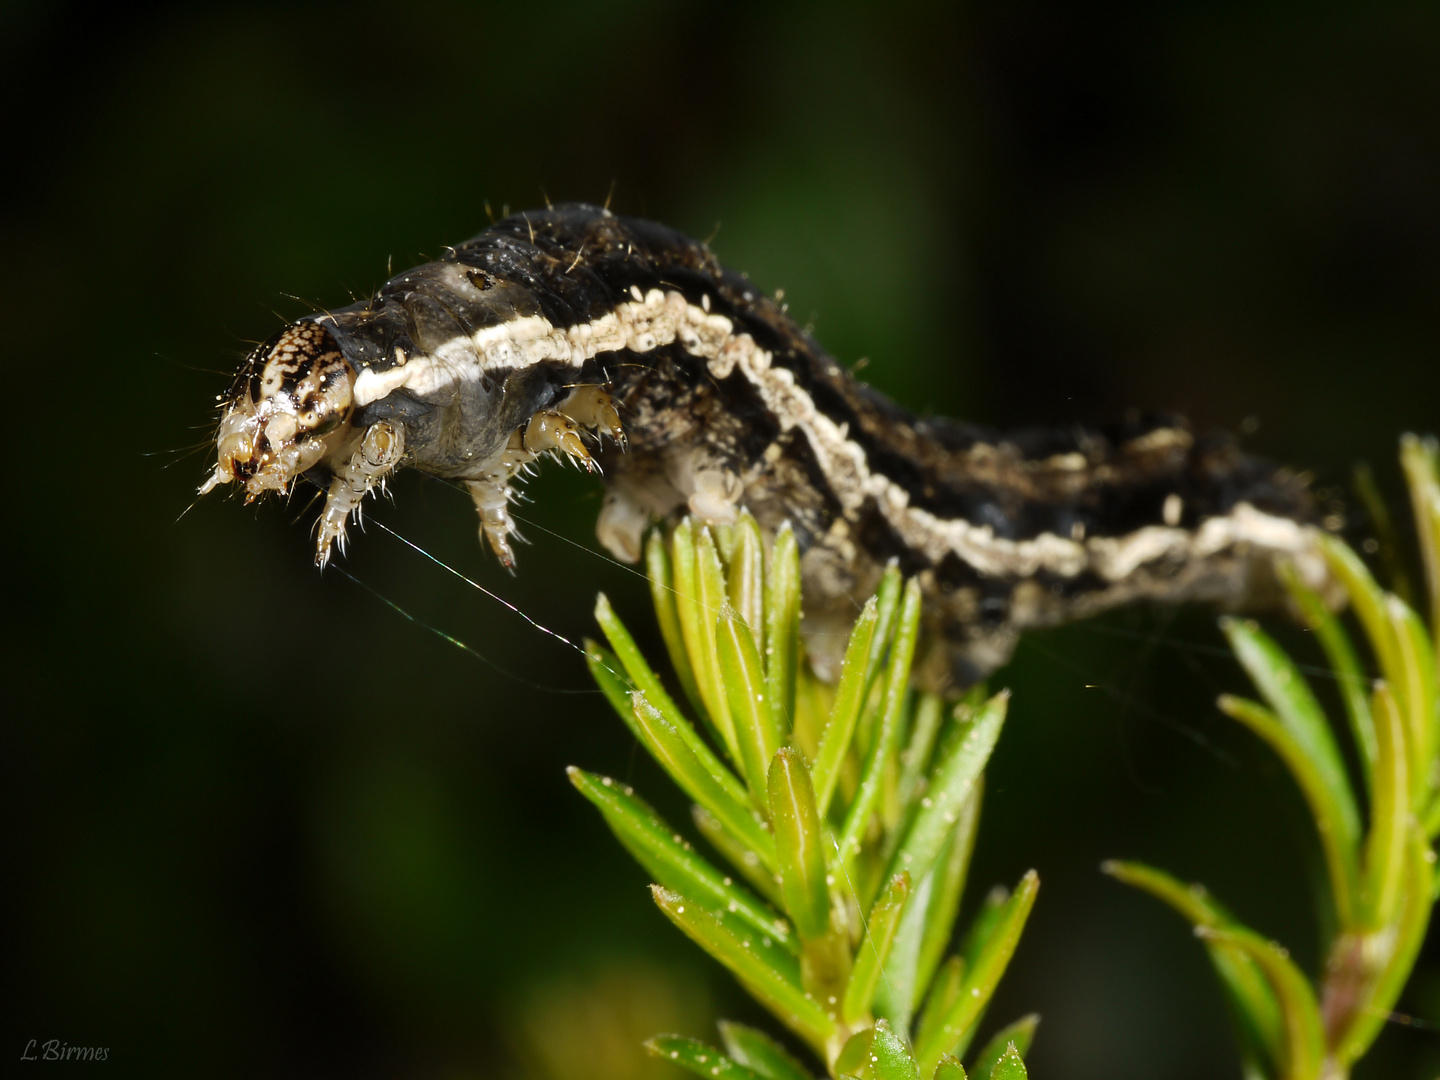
[
  {"left": 524, "top": 410, "right": 595, "bottom": 471},
  {"left": 558, "top": 385, "right": 626, "bottom": 448}
]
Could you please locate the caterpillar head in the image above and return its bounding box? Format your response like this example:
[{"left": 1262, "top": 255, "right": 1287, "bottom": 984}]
[{"left": 200, "top": 322, "right": 358, "bottom": 501}]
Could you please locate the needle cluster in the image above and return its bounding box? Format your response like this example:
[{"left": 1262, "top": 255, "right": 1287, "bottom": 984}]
[{"left": 575, "top": 514, "right": 1036, "bottom": 1079}]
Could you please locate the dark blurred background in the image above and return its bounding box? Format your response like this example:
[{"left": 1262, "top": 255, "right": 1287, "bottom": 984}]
[{"left": 5, "top": 1, "right": 1439, "bottom": 1077}]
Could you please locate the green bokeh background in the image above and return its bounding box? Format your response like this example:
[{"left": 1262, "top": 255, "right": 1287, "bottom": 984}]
[{"left": 6, "top": 2, "right": 1439, "bottom": 1077}]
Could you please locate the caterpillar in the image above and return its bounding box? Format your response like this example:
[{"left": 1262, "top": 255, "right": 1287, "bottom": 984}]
[{"left": 201, "top": 204, "right": 1335, "bottom": 688}]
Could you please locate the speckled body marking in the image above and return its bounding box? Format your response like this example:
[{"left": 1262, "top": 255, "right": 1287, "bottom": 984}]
[{"left": 203, "top": 204, "right": 1335, "bottom": 687}]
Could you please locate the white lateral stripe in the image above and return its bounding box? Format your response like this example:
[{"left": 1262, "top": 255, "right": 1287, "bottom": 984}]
[
  {"left": 350, "top": 289, "right": 736, "bottom": 406},
  {"left": 347, "top": 290, "right": 1323, "bottom": 583},
  {"left": 712, "top": 323, "right": 1322, "bottom": 582}
]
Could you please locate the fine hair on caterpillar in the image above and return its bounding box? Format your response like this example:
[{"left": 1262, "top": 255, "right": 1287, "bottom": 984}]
[{"left": 202, "top": 203, "right": 1342, "bottom": 689}]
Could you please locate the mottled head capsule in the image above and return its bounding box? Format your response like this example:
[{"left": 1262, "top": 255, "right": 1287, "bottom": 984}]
[{"left": 199, "top": 322, "right": 358, "bottom": 502}]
